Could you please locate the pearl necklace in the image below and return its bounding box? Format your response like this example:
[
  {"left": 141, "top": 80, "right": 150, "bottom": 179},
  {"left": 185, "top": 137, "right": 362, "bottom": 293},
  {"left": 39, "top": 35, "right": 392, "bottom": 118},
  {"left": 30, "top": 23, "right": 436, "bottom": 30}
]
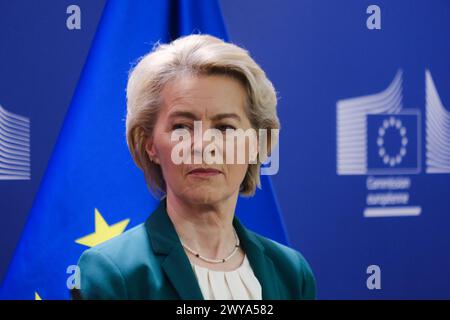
[{"left": 180, "top": 229, "right": 240, "bottom": 264}]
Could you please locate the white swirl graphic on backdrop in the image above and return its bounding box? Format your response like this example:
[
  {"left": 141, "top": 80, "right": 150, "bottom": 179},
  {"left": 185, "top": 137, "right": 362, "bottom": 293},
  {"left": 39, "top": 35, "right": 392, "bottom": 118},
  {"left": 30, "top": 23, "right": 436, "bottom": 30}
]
[
  {"left": 0, "top": 105, "right": 30, "bottom": 180},
  {"left": 425, "top": 70, "right": 450, "bottom": 174},
  {"left": 336, "top": 70, "right": 403, "bottom": 175}
]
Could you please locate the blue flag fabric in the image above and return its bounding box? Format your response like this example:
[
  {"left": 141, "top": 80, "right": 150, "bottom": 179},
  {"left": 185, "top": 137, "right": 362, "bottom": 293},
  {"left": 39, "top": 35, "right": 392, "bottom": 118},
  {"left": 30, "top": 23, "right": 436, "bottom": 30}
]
[{"left": 0, "top": 0, "right": 287, "bottom": 299}]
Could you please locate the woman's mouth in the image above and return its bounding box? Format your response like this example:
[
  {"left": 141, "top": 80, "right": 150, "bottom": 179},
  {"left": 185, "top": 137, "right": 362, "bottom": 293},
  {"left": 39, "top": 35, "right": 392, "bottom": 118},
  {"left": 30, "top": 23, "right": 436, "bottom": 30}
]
[{"left": 187, "top": 167, "right": 222, "bottom": 177}]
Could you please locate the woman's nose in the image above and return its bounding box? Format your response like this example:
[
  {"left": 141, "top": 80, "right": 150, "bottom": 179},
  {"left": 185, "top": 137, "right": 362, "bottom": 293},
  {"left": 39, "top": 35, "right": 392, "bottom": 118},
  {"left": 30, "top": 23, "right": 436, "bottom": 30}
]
[{"left": 191, "top": 122, "right": 221, "bottom": 163}]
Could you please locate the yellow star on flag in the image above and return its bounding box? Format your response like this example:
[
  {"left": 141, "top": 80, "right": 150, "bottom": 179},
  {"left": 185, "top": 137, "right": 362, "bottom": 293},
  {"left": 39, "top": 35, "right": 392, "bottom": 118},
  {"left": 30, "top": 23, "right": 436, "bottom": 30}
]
[
  {"left": 75, "top": 208, "right": 130, "bottom": 248},
  {"left": 35, "top": 292, "right": 42, "bottom": 300}
]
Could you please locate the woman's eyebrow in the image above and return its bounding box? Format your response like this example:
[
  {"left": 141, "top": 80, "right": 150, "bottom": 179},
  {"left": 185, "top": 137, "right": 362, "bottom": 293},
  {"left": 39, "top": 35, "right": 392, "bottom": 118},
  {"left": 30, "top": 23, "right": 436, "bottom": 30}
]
[
  {"left": 168, "top": 110, "right": 198, "bottom": 120},
  {"left": 211, "top": 113, "right": 241, "bottom": 122},
  {"left": 168, "top": 111, "right": 242, "bottom": 122}
]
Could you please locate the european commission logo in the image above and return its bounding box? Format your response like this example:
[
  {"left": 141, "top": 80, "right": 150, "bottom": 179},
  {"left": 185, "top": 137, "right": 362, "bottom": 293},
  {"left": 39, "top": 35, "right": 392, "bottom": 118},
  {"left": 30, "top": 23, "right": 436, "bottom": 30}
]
[
  {"left": 366, "top": 112, "right": 421, "bottom": 175},
  {"left": 0, "top": 105, "right": 31, "bottom": 180},
  {"left": 336, "top": 70, "right": 450, "bottom": 218}
]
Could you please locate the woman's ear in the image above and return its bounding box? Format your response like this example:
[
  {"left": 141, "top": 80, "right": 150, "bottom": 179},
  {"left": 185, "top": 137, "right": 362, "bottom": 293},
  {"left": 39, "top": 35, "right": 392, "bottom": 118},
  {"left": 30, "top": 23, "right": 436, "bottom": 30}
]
[{"left": 145, "top": 136, "right": 160, "bottom": 164}]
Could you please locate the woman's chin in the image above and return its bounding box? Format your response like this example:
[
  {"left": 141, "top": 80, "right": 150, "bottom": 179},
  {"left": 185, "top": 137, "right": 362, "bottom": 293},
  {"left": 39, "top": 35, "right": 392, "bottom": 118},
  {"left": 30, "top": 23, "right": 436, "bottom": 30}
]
[{"left": 183, "top": 189, "right": 227, "bottom": 205}]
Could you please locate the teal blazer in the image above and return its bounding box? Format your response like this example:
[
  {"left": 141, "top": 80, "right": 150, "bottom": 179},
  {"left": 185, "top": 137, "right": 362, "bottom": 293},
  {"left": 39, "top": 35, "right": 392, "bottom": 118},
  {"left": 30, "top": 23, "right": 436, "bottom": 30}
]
[{"left": 74, "top": 199, "right": 316, "bottom": 300}]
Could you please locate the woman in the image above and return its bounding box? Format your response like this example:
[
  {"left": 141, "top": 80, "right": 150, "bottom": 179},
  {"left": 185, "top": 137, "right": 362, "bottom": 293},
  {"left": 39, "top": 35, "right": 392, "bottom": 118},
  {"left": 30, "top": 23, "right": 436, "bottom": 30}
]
[{"left": 75, "top": 34, "right": 316, "bottom": 300}]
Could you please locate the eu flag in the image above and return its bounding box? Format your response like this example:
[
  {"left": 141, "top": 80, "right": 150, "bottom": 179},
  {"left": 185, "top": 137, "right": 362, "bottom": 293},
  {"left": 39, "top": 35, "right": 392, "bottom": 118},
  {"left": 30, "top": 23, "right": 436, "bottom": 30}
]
[{"left": 0, "top": 0, "right": 288, "bottom": 299}]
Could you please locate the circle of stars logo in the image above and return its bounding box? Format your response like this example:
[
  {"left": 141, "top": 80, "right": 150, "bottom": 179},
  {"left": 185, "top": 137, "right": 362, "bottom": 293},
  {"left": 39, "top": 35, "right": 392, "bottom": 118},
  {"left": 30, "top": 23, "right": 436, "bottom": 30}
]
[{"left": 377, "top": 116, "right": 408, "bottom": 167}]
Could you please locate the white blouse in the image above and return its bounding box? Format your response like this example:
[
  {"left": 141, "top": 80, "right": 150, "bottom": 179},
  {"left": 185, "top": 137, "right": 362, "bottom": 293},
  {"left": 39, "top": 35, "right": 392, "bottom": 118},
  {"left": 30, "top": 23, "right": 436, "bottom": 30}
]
[{"left": 191, "top": 255, "right": 262, "bottom": 300}]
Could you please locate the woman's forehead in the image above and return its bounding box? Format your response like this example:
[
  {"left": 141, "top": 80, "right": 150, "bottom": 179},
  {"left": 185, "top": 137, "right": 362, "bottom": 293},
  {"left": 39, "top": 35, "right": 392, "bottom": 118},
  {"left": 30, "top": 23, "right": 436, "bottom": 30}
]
[{"left": 161, "top": 74, "right": 248, "bottom": 118}]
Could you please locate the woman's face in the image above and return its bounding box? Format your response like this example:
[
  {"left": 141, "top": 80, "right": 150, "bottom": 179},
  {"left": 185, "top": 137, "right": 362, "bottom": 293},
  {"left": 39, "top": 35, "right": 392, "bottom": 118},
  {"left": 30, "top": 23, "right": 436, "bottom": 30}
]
[{"left": 146, "top": 74, "right": 255, "bottom": 205}]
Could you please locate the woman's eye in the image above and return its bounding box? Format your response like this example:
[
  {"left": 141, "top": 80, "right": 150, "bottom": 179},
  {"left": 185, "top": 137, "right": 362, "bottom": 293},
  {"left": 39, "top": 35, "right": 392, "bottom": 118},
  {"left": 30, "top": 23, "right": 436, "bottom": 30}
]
[
  {"left": 172, "top": 123, "right": 191, "bottom": 131},
  {"left": 217, "top": 124, "right": 236, "bottom": 132}
]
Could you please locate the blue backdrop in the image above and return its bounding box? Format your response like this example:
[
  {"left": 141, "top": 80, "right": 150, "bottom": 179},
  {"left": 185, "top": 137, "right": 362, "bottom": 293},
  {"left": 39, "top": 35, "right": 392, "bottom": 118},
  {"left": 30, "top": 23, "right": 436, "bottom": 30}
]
[
  {"left": 221, "top": 0, "right": 450, "bottom": 299},
  {"left": 1, "top": 0, "right": 449, "bottom": 299}
]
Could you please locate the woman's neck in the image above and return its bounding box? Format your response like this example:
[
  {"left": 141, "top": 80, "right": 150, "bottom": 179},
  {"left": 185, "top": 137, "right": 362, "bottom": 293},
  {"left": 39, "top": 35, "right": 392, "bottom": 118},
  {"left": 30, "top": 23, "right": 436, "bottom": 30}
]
[{"left": 165, "top": 190, "right": 239, "bottom": 260}]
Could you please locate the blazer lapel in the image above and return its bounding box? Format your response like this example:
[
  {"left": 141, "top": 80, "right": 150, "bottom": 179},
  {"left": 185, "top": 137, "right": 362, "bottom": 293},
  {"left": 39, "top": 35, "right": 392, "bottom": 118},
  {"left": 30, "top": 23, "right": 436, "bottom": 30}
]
[
  {"left": 161, "top": 245, "right": 204, "bottom": 300},
  {"left": 233, "top": 218, "right": 282, "bottom": 300},
  {"left": 145, "top": 198, "right": 204, "bottom": 300}
]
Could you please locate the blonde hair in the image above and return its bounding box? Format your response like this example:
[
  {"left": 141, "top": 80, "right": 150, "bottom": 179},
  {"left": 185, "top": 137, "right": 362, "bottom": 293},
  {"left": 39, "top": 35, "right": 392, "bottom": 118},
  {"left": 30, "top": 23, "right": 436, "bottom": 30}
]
[{"left": 126, "top": 34, "right": 279, "bottom": 198}]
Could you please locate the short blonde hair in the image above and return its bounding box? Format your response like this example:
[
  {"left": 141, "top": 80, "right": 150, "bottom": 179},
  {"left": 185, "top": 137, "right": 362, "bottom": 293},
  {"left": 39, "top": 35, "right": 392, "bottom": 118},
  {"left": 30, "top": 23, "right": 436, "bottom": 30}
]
[{"left": 126, "top": 34, "right": 279, "bottom": 198}]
